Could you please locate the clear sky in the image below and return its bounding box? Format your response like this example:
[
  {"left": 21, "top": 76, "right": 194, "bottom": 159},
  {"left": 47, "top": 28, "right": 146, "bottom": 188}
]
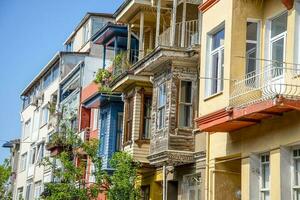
[{"left": 0, "top": 0, "right": 123, "bottom": 163}]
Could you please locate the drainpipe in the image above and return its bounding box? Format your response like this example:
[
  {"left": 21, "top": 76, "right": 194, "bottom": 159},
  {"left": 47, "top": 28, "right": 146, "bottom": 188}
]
[
  {"left": 205, "top": 132, "right": 210, "bottom": 200},
  {"left": 163, "top": 164, "right": 168, "bottom": 200}
]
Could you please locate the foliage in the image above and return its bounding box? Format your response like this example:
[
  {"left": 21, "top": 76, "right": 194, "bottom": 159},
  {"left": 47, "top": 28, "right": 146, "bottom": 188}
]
[
  {"left": 0, "top": 158, "right": 12, "bottom": 200},
  {"left": 94, "top": 68, "right": 113, "bottom": 93},
  {"left": 107, "top": 152, "right": 141, "bottom": 200}
]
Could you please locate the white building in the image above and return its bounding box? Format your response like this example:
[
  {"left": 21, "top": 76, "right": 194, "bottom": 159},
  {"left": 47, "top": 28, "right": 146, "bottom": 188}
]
[{"left": 15, "top": 13, "right": 114, "bottom": 200}]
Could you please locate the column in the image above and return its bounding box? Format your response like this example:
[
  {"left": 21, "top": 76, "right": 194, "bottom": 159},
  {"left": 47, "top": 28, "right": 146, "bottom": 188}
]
[
  {"left": 155, "top": 0, "right": 161, "bottom": 47},
  {"left": 127, "top": 23, "right": 132, "bottom": 62},
  {"left": 181, "top": 0, "right": 186, "bottom": 47},
  {"left": 163, "top": 165, "right": 168, "bottom": 200},
  {"left": 170, "top": 0, "right": 177, "bottom": 46},
  {"left": 139, "top": 11, "right": 144, "bottom": 59}
]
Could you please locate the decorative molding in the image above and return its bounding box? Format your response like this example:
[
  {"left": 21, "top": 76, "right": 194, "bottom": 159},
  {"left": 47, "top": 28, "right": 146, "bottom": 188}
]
[{"left": 147, "top": 151, "right": 195, "bottom": 166}]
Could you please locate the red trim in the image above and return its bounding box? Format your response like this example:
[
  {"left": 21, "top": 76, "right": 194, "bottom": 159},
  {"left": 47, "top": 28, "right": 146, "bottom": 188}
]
[
  {"left": 195, "top": 97, "right": 300, "bottom": 132},
  {"left": 281, "top": 0, "right": 294, "bottom": 10},
  {"left": 198, "top": 0, "right": 220, "bottom": 13}
]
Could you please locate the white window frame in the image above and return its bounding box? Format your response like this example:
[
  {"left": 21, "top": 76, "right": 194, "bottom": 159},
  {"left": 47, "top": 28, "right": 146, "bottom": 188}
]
[
  {"left": 178, "top": 80, "right": 193, "bottom": 128},
  {"left": 23, "top": 119, "right": 31, "bottom": 140},
  {"left": 246, "top": 19, "right": 261, "bottom": 80},
  {"left": 292, "top": 148, "right": 300, "bottom": 200},
  {"left": 40, "top": 105, "right": 49, "bottom": 127},
  {"left": 17, "top": 187, "right": 24, "bottom": 200},
  {"left": 20, "top": 152, "right": 27, "bottom": 172},
  {"left": 34, "top": 181, "right": 43, "bottom": 199},
  {"left": 206, "top": 26, "right": 225, "bottom": 97},
  {"left": 267, "top": 12, "right": 287, "bottom": 79},
  {"left": 92, "top": 108, "right": 99, "bottom": 131},
  {"left": 157, "top": 82, "right": 167, "bottom": 130},
  {"left": 260, "top": 153, "right": 270, "bottom": 200}
]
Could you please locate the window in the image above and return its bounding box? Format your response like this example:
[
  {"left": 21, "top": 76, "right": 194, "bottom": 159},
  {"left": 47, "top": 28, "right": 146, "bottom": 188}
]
[
  {"left": 183, "top": 174, "right": 201, "bottom": 200},
  {"left": 295, "top": 2, "right": 300, "bottom": 66},
  {"left": 43, "top": 71, "right": 52, "bottom": 89},
  {"left": 124, "top": 97, "right": 134, "bottom": 143},
  {"left": 52, "top": 63, "right": 59, "bottom": 81},
  {"left": 20, "top": 153, "right": 27, "bottom": 171},
  {"left": 206, "top": 27, "right": 225, "bottom": 96},
  {"left": 23, "top": 119, "right": 31, "bottom": 139},
  {"left": 116, "top": 112, "right": 123, "bottom": 151},
  {"left": 141, "top": 185, "right": 150, "bottom": 200},
  {"left": 25, "top": 180, "right": 33, "bottom": 200},
  {"left": 29, "top": 147, "right": 37, "bottom": 165},
  {"left": 179, "top": 81, "right": 193, "bottom": 128},
  {"left": 36, "top": 143, "right": 44, "bottom": 163},
  {"left": 260, "top": 154, "right": 270, "bottom": 200},
  {"left": 92, "top": 109, "right": 99, "bottom": 131},
  {"left": 142, "top": 96, "right": 152, "bottom": 139},
  {"left": 17, "top": 187, "right": 23, "bottom": 200},
  {"left": 34, "top": 181, "right": 42, "bottom": 199},
  {"left": 157, "top": 83, "right": 166, "bottom": 129},
  {"left": 100, "top": 113, "right": 107, "bottom": 155},
  {"left": 89, "top": 162, "right": 96, "bottom": 183},
  {"left": 32, "top": 109, "right": 40, "bottom": 133},
  {"left": 293, "top": 149, "right": 300, "bottom": 199},
  {"left": 270, "top": 12, "right": 287, "bottom": 77},
  {"left": 82, "top": 23, "right": 90, "bottom": 44},
  {"left": 40, "top": 106, "right": 49, "bottom": 127},
  {"left": 65, "top": 41, "right": 73, "bottom": 52},
  {"left": 246, "top": 21, "right": 260, "bottom": 86}
]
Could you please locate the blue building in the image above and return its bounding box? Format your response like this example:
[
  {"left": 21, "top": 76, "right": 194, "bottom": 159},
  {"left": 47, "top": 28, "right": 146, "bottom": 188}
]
[{"left": 81, "top": 23, "right": 139, "bottom": 171}]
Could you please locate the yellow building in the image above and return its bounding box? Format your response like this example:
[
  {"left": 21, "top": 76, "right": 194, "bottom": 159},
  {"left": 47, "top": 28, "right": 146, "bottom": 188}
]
[{"left": 195, "top": 0, "right": 300, "bottom": 199}]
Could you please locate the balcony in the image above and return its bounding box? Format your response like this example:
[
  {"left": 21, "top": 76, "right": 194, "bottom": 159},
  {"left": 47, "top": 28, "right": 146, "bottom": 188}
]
[
  {"left": 196, "top": 62, "right": 300, "bottom": 132},
  {"left": 158, "top": 20, "right": 200, "bottom": 48},
  {"left": 230, "top": 63, "right": 300, "bottom": 107}
]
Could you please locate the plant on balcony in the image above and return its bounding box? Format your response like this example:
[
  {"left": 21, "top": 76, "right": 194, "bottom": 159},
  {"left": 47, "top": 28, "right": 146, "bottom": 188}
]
[{"left": 94, "top": 68, "right": 112, "bottom": 93}]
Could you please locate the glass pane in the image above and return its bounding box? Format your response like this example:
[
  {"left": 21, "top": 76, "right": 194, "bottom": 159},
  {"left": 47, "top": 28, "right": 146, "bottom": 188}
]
[
  {"left": 181, "top": 81, "right": 192, "bottom": 103},
  {"left": 158, "top": 84, "right": 166, "bottom": 107},
  {"left": 246, "top": 43, "right": 257, "bottom": 74},
  {"left": 247, "top": 22, "right": 258, "bottom": 41},
  {"left": 271, "top": 37, "right": 284, "bottom": 77},
  {"left": 295, "top": 159, "right": 300, "bottom": 185},
  {"left": 262, "top": 163, "right": 270, "bottom": 188},
  {"left": 212, "top": 28, "right": 225, "bottom": 50},
  {"left": 271, "top": 13, "right": 287, "bottom": 38},
  {"left": 179, "top": 105, "right": 192, "bottom": 127},
  {"left": 211, "top": 52, "right": 219, "bottom": 94},
  {"left": 262, "top": 191, "right": 270, "bottom": 200},
  {"left": 294, "top": 189, "right": 300, "bottom": 200}
]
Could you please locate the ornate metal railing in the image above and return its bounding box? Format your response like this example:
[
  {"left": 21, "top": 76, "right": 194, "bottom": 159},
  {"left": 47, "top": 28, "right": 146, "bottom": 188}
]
[{"left": 230, "top": 62, "right": 300, "bottom": 107}]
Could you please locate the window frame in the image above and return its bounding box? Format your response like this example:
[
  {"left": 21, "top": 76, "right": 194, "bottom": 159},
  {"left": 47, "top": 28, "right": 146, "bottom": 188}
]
[
  {"left": 260, "top": 153, "right": 270, "bottom": 200},
  {"left": 20, "top": 152, "right": 28, "bottom": 172},
  {"left": 34, "top": 181, "right": 43, "bottom": 199},
  {"left": 23, "top": 119, "right": 31, "bottom": 140},
  {"left": 157, "top": 82, "right": 167, "bottom": 130},
  {"left": 245, "top": 19, "right": 261, "bottom": 85},
  {"left": 124, "top": 96, "right": 134, "bottom": 144},
  {"left": 139, "top": 89, "right": 152, "bottom": 140},
  {"left": 178, "top": 80, "right": 193, "bottom": 128},
  {"left": 206, "top": 26, "right": 225, "bottom": 97},
  {"left": 292, "top": 148, "right": 300, "bottom": 200},
  {"left": 40, "top": 105, "right": 49, "bottom": 127},
  {"left": 268, "top": 12, "right": 288, "bottom": 78}
]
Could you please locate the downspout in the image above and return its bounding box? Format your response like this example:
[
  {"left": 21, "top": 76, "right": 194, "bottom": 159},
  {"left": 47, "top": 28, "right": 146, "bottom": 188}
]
[
  {"left": 205, "top": 132, "right": 210, "bottom": 200},
  {"left": 163, "top": 164, "right": 168, "bottom": 200}
]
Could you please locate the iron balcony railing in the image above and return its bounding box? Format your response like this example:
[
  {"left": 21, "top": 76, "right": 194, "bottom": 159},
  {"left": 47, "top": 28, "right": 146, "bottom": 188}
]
[
  {"left": 158, "top": 19, "right": 200, "bottom": 48},
  {"left": 230, "top": 62, "right": 300, "bottom": 107}
]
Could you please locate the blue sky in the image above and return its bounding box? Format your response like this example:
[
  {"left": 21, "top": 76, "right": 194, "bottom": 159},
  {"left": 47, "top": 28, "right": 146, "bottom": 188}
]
[{"left": 0, "top": 0, "right": 123, "bottom": 163}]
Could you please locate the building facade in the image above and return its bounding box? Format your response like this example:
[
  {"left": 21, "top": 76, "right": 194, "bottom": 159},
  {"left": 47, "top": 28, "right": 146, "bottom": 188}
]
[
  {"left": 195, "top": 0, "right": 300, "bottom": 200},
  {"left": 15, "top": 13, "right": 114, "bottom": 200}
]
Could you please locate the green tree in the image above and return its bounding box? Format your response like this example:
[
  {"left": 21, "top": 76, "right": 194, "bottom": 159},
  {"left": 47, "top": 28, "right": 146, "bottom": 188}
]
[
  {"left": 107, "top": 152, "right": 141, "bottom": 200},
  {"left": 0, "top": 158, "right": 12, "bottom": 200}
]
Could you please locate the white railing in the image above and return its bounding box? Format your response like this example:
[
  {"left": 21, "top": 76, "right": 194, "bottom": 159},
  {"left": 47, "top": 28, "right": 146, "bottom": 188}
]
[
  {"left": 158, "top": 27, "right": 171, "bottom": 46},
  {"left": 230, "top": 62, "right": 300, "bottom": 107},
  {"left": 157, "top": 19, "right": 200, "bottom": 48},
  {"left": 176, "top": 19, "right": 199, "bottom": 47}
]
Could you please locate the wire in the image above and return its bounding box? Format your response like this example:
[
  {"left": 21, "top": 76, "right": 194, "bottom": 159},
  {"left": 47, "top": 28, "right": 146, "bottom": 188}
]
[{"left": 0, "top": 139, "right": 35, "bottom": 144}]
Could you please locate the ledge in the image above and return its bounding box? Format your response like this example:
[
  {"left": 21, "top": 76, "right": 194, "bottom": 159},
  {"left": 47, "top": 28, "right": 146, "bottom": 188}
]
[{"left": 147, "top": 150, "right": 195, "bottom": 166}]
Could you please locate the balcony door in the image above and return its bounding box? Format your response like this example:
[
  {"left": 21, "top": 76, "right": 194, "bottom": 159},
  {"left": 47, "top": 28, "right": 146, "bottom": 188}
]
[
  {"left": 265, "top": 12, "right": 287, "bottom": 96},
  {"left": 268, "top": 13, "right": 287, "bottom": 81}
]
